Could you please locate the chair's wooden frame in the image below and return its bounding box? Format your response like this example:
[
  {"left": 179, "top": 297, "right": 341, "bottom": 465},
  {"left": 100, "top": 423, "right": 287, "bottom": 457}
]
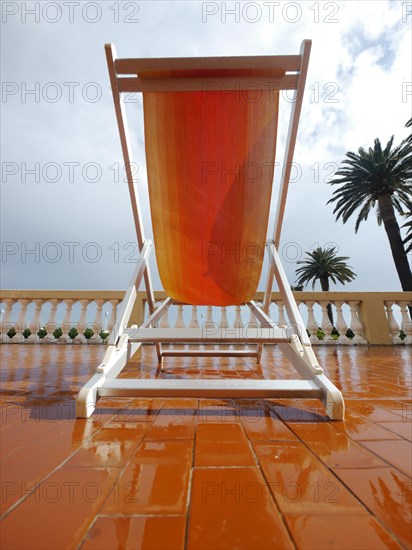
[{"left": 76, "top": 40, "right": 345, "bottom": 420}]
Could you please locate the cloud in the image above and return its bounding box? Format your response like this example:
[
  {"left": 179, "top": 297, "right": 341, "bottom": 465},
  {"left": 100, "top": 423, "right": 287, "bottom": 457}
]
[{"left": 1, "top": 0, "right": 411, "bottom": 291}]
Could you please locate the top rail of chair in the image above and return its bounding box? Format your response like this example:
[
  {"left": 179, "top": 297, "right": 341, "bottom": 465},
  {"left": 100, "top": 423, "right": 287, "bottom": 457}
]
[{"left": 113, "top": 54, "right": 303, "bottom": 75}]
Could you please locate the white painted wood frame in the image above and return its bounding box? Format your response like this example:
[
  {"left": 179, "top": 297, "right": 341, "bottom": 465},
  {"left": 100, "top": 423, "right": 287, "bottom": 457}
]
[{"left": 76, "top": 40, "right": 345, "bottom": 421}]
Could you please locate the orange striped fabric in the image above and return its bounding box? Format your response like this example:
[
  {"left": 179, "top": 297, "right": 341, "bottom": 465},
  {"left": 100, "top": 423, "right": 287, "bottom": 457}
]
[{"left": 143, "top": 87, "right": 279, "bottom": 305}]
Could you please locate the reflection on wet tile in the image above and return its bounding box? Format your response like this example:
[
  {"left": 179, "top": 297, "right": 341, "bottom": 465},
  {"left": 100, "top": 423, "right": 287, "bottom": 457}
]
[
  {"left": 361, "top": 440, "right": 412, "bottom": 477},
  {"left": 0, "top": 467, "right": 117, "bottom": 550},
  {"left": 253, "top": 441, "right": 363, "bottom": 515},
  {"left": 195, "top": 423, "right": 256, "bottom": 467},
  {"left": 1, "top": 343, "right": 411, "bottom": 549},
  {"left": 66, "top": 423, "right": 148, "bottom": 468},
  {"left": 334, "top": 411, "right": 401, "bottom": 441},
  {"left": 379, "top": 421, "right": 412, "bottom": 441},
  {"left": 81, "top": 515, "right": 186, "bottom": 550},
  {"left": 344, "top": 400, "right": 405, "bottom": 422},
  {"left": 187, "top": 467, "right": 293, "bottom": 549},
  {"left": 102, "top": 440, "right": 193, "bottom": 514},
  {"left": 145, "top": 400, "right": 197, "bottom": 440},
  {"left": 289, "top": 422, "right": 386, "bottom": 468},
  {"left": 286, "top": 514, "right": 401, "bottom": 549},
  {"left": 333, "top": 468, "right": 412, "bottom": 548}
]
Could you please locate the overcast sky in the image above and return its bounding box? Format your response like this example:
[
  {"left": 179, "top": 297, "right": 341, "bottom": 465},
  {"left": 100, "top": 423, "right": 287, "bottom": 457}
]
[{"left": 1, "top": 0, "right": 411, "bottom": 293}]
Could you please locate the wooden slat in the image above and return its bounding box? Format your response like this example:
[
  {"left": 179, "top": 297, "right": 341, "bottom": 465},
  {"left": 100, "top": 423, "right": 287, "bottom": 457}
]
[
  {"left": 117, "top": 75, "right": 298, "bottom": 93},
  {"left": 114, "top": 54, "right": 301, "bottom": 74},
  {"left": 99, "top": 378, "right": 322, "bottom": 398},
  {"left": 126, "top": 327, "right": 291, "bottom": 343},
  {"left": 161, "top": 350, "right": 258, "bottom": 358}
]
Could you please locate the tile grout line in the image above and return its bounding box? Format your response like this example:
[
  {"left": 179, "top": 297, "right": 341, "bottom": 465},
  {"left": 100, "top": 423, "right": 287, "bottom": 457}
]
[
  {"left": 238, "top": 411, "right": 298, "bottom": 550},
  {"left": 0, "top": 411, "right": 116, "bottom": 521},
  {"left": 75, "top": 412, "right": 156, "bottom": 548}
]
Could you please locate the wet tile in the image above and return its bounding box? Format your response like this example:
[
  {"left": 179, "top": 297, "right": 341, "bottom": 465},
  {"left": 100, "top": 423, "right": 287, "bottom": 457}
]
[
  {"left": 197, "top": 399, "right": 237, "bottom": 422},
  {"left": 107, "top": 398, "right": 165, "bottom": 422},
  {"left": 0, "top": 418, "right": 64, "bottom": 460},
  {"left": 81, "top": 515, "right": 186, "bottom": 550},
  {"left": 66, "top": 423, "right": 148, "bottom": 468},
  {"left": 0, "top": 403, "right": 27, "bottom": 431},
  {"left": 102, "top": 440, "right": 193, "bottom": 514},
  {"left": 380, "top": 421, "right": 412, "bottom": 441},
  {"left": 187, "top": 467, "right": 293, "bottom": 549},
  {"left": 286, "top": 514, "right": 401, "bottom": 549},
  {"left": 0, "top": 467, "right": 117, "bottom": 550},
  {"left": 344, "top": 400, "right": 405, "bottom": 422},
  {"left": 253, "top": 441, "right": 363, "bottom": 515},
  {"left": 0, "top": 435, "right": 82, "bottom": 515},
  {"left": 195, "top": 423, "right": 256, "bottom": 467},
  {"left": 145, "top": 401, "right": 197, "bottom": 440},
  {"left": 289, "top": 423, "right": 386, "bottom": 468},
  {"left": 240, "top": 409, "right": 298, "bottom": 441},
  {"left": 270, "top": 401, "right": 329, "bottom": 423},
  {"left": 333, "top": 468, "right": 412, "bottom": 548},
  {"left": 333, "top": 412, "right": 402, "bottom": 441},
  {"left": 361, "top": 440, "right": 412, "bottom": 477}
]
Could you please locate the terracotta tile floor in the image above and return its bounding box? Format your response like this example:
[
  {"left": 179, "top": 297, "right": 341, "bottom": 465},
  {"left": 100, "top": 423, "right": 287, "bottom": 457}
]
[{"left": 0, "top": 344, "right": 411, "bottom": 550}]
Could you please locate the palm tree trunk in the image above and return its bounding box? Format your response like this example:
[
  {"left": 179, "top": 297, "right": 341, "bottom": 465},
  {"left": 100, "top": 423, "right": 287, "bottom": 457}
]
[
  {"left": 320, "top": 276, "right": 334, "bottom": 326},
  {"left": 378, "top": 194, "right": 412, "bottom": 292}
]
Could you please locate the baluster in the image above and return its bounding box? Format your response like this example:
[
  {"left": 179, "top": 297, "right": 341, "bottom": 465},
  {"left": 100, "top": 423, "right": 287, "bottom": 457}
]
[
  {"left": 1, "top": 299, "right": 16, "bottom": 342},
  {"left": 333, "top": 301, "right": 349, "bottom": 344},
  {"left": 305, "top": 301, "right": 318, "bottom": 344},
  {"left": 45, "top": 299, "right": 61, "bottom": 341},
  {"left": 276, "top": 301, "right": 287, "bottom": 327},
  {"left": 189, "top": 306, "right": 199, "bottom": 329},
  {"left": 74, "top": 299, "right": 89, "bottom": 343},
  {"left": 219, "top": 306, "right": 229, "bottom": 348},
  {"left": 61, "top": 299, "right": 75, "bottom": 342},
  {"left": 15, "top": 299, "right": 31, "bottom": 342},
  {"left": 248, "top": 305, "right": 258, "bottom": 328},
  {"left": 318, "top": 301, "right": 333, "bottom": 341},
  {"left": 28, "top": 299, "right": 44, "bottom": 342},
  {"left": 219, "top": 306, "right": 228, "bottom": 328},
  {"left": 175, "top": 305, "right": 185, "bottom": 328},
  {"left": 205, "top": 306, "right": 214, "bottom": 325},
  {"left": 233, "top": 305, "right": 243, "bottom": 328},
  {"left": 385, "top": 302, "right": 401, "bottom": 344},
  {"left": 107, "top": 300, "right": 120, "bottom": 332},
  {"left": 349, "top": 301, "right": 366, "bottom": 343},
  {"left": 159, "top": 304, "right": 170, "bottom": 328},
  {"left": 398, "top": 301, "right": 412, "bottom": 344},
  {"left": 91, "top": 299, "right": 105, "bottom": 341}
]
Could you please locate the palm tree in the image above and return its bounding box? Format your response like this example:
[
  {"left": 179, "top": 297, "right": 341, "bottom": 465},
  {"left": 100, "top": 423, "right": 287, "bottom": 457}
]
[
  {"left": 295, "top": 246, "right": 357, "bottom": 325},
  {"left": 327, "top": 129, "right": 412, "bottom": 292},
  {"left": 402, "top": 208, "right": 412, "bottom": 254}
]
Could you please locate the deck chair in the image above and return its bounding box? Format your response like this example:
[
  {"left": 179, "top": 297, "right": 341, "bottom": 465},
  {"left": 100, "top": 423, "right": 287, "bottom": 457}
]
[{"left": 76, "top": 40, "right": 345, "bottom": 420}]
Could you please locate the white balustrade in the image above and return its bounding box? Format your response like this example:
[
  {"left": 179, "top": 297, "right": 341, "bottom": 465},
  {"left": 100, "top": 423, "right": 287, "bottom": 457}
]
[{"left": 0, "top": 292, "right": 408, "bottom": 346}]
